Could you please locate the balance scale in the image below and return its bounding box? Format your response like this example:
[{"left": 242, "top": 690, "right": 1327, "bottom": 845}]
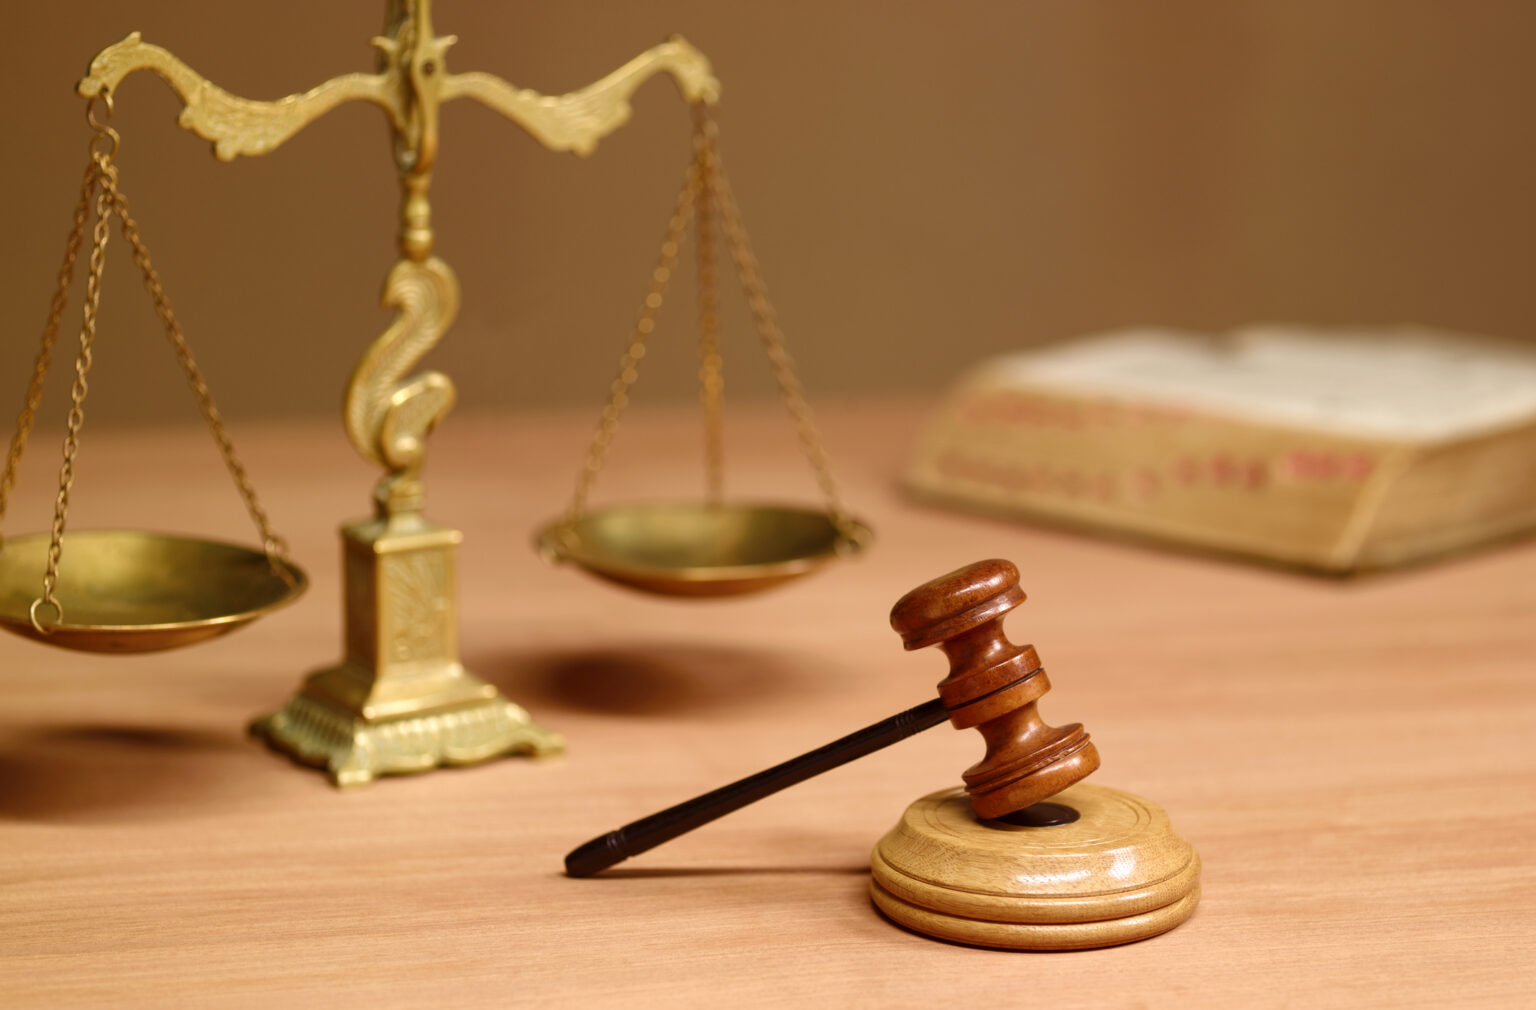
[{"left": 0, "top": 0, "right": 868, "bottom": 786}]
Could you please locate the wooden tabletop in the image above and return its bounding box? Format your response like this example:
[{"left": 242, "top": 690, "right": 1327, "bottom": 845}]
[{"left": 1, "top": 401, "right": 1533, "bottom": 1008}]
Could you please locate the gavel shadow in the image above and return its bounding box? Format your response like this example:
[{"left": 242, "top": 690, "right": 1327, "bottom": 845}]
[
  {"left": 584, "top": 864, "right": 870, "bottom": 880},
  {"left": 470, "top": 642, "right": 825, "bottom": 717},
  {"left": 0, "top": 724, "right": 242, "bottom": 823}
]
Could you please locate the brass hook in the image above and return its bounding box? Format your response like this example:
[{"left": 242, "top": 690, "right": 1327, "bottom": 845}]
[
  {"left": 29, "top": 596, "right": 62, "bottom": 636},
  {"left": 85, "top": 92, "right": 120, "bottom": 161}
]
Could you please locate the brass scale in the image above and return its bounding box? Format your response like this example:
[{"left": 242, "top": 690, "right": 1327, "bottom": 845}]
[{"left": 0, "top": 0, "right": 869, "bottom": 786}]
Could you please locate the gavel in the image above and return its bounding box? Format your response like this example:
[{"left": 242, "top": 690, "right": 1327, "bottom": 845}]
[{"left": 565, "top": 559, "right": 1100, "bottom": 877}]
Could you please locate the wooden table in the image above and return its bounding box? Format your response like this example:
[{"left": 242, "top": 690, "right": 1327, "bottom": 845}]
[{"left": 2, "top": 402, "right": 1533, "bottom": 1008}]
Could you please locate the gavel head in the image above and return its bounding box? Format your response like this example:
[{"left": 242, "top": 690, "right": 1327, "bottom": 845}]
[{"left": 890, "top": 559, "right": 1100, "bottom": 819}]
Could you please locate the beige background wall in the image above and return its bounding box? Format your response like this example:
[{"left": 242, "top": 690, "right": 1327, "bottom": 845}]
[{"left": 1, "top": 1, "right": 1533, "bottom": 427}]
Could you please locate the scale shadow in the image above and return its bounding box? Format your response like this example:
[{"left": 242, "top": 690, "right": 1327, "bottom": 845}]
[
  {"left": 0, "top": 723, "right": 244, "bottom": 823},
  {"left": 469, "top": 642, "right": 826, "bottom": 717}
]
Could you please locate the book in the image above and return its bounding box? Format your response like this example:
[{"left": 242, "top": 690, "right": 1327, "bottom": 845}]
[{"left": 904, "top": 325, "right": 1536, "bottom": 572}]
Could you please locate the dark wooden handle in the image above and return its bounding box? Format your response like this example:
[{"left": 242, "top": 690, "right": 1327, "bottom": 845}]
[{"left": 564, "top": 698, "right": 948, "bottom": 877}]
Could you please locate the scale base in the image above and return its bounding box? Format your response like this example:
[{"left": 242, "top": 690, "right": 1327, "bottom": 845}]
[
  {"left": 250, "top": 668, "right": 561, "bottom": 787},
  {"left": 870, "top": 782, "right": 1200, "bottom": 951},
  {"left": 251, "top": 511, "right": 562, "bottom": 787}
]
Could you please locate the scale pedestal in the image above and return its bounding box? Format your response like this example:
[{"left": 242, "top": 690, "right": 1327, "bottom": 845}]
[{"left": 252, "top": 507, "right": 561, "bottom": 787}]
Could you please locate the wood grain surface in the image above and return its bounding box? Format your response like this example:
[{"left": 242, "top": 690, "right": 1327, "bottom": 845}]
[{"left": 1, "top": 401, "right": 1533, "bottom": 1008}]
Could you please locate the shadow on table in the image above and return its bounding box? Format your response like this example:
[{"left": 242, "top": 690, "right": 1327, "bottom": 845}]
[
  {"left": 470, "top": 642, "right": 825, "bottom": 716},
  {"left": 583, "top": 864, "right": 870, "bottom": 879},
  {"left": 0, "top": 724, "right": 242, "bottom": 823}
]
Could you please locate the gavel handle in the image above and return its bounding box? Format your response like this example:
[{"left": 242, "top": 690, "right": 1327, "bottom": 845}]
[{"left": 565, "top": 698, "right": 948, "bottom": 877}]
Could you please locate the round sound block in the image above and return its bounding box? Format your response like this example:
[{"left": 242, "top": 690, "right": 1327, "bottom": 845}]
[{"left": 870, "top": 782, "right": 1200, "bottom": 950}]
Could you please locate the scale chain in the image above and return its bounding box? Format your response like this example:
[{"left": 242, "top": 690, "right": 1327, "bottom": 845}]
[
  {"left": 696, "top": 108, "right": 860, "bottom": 548},
  {"left": 20, "top": 101, "right": 296, "bottom": 633},
  {"left": 693, "top": 108, "right": 724, "bottom": 506},
  {"left": 32, "top": 150, "right": 115, "bottom": 632},
  {"left": 103, "top": 169, "right": 293, "bottom": 580},
  {"left": 565, "top": 153, "right": 702, "bottom": 525},
  {"left": 0, "top": 161, "right": 99, "bottom": 545},
  {"left": 563, "top": 104, "right": 859, "bottom": 550}
]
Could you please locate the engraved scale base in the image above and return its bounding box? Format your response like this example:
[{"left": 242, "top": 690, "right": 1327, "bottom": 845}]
[{"left": 251, "top": 513, "right": 562, "bottom": 787}]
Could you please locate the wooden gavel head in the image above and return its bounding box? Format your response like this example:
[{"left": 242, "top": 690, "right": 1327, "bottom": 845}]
[{"left": 890, "top": 558, "right": 1100, "bottom": 819}]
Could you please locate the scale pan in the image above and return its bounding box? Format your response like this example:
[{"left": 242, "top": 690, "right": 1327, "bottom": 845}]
[
  {"left": 0, "top": 530, "right": 306, "bottom": 653},
  {"left": 536, "top": 503, "right": 869, "bottom": 597}
]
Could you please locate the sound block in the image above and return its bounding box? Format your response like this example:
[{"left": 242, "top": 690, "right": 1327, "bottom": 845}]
[{"left": 870, "top": 782, "right": 1200, "bottom": 950}]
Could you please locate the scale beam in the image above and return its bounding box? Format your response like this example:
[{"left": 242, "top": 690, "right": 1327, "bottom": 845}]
[{"left": 76, "top": 28, "right": 717, "bottom": 164}]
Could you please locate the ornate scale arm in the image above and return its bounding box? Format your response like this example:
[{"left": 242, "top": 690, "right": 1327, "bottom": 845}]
[
  {"left": 442, "top": 36, "right": 719, "bottom": 156},
  {"left": 76, "top": 32, "right": 404, "bottom": 161}
]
